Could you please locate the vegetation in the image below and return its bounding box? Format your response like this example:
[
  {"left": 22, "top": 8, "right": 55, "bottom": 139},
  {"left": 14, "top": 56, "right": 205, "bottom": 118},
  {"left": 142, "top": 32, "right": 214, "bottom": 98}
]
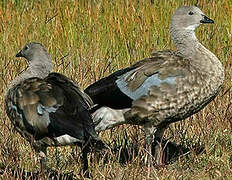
[{"left": 0, "top": 0, "right": 231, "bottom": 179}]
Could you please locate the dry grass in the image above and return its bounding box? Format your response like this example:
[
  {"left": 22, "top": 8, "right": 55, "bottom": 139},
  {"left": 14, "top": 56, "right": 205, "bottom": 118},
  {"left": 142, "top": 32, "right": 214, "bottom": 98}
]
[{"left": 0, "top": 0, "right": 232, "bottom": 179}]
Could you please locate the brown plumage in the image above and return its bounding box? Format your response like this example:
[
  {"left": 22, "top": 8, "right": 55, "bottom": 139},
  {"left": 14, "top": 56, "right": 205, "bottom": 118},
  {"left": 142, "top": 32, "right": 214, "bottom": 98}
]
[
  {"left": 85, "top": 6, "right": 224, "bottom": 172},
  {"left": 5, "top": 42, "right": 104, "bottom": 176}
]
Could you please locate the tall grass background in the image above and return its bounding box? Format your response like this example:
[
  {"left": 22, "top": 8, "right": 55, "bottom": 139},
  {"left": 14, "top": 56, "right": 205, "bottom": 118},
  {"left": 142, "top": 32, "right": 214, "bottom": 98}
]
[{"left": 0, "top": 0, "right": 231, "bottom": 179}]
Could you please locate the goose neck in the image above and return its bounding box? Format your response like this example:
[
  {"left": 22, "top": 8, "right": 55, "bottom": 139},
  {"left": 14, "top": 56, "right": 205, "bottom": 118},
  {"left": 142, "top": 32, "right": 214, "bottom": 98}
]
[
  {"left": 170, "top": 28, "right": 199, "bottom": 57},
  {"left": 8, "top": 62, "right": 53, "bottom": 90}
]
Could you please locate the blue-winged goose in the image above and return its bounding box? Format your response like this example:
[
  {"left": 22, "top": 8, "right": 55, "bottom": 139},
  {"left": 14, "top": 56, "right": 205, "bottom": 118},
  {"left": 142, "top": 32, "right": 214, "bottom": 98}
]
[
  {"left": 85, "top": 6, "right": 224, "bottom": 168},
  {"left": 5, "top": 42, "right": 104, "bottom": 176}
]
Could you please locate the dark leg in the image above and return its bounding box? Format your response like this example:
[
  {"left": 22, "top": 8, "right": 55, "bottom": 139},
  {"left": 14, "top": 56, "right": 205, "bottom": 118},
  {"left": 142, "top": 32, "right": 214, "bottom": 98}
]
[
  {"left": 55, "top": 147, "right": 60, "bottom": 167},
  {"left": 143, "top": 124, "right": 168, "bottom": 177},
  {"left": 153, "top": 125, "right": 168, "bottom": 165},
  {"left": 144, "top": 123, "right": 156, "bottom": 177},
  {"left": 81, "top": 145, "right": 90, "bottom": 178}
]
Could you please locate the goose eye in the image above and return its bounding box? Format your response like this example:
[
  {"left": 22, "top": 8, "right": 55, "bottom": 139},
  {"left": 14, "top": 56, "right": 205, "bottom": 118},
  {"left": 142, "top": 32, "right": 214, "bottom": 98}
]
[
  {"left": 24, "top": 45, "right": 29, "bottom": 50},
  {"left": 188, "top": 11, "right": 194, "bottom": 15}
]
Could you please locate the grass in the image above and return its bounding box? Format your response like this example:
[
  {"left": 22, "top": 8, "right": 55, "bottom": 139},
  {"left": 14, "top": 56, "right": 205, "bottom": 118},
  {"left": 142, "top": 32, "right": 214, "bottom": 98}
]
[{"left": 0, "top": 0, "right": 232, "bottom": 179}]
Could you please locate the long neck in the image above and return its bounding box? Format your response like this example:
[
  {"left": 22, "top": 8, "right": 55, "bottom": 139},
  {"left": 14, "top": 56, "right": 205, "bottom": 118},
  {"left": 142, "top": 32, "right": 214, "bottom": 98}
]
[
  {"left": 170, "top": 28, "right": 199, "bottom": 57},
  {"left": 170, "top": 27, "right": 224, "bottom": 87}
]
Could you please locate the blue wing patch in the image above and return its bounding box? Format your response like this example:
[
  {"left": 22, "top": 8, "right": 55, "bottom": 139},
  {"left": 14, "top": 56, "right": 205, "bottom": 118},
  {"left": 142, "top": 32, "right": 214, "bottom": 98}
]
[{"left": 116, "top": 72, "right": 176, "bottom": 100}]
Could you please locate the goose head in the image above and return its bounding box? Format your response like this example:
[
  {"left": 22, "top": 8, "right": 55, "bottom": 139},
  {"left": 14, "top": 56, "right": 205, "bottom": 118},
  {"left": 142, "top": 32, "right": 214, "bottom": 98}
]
[
  {"left": 16, "top": 42, "right": 52, "bottom": 66},
  {"left": 16, "top": 42, "right": 53, "bottom": 74},
  {"left": 170, "top": 6, "right": 214, "bottom": 32}
]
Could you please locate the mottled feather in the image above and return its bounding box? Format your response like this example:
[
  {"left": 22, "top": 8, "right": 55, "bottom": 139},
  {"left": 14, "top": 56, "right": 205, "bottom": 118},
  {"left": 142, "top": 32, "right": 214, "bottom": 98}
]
[
  {"left": 5, "top": 72, "right": 98, "bottom": 142},
  {"left": 5, "top": 42, "right": 104, "bottom": 176},
  {"left": 85, "top": 6, "right": 224, "bottom": 168}
]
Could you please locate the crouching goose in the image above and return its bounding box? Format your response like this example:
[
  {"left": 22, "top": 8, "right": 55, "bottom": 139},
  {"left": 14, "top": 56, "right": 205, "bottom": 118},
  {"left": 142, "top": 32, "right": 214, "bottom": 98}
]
[
  {"left": 5, "top": 42, "right": 104, "bottom": 176},
  {"left": 85, "top": 6, "right": 224, "bottom": 170}
]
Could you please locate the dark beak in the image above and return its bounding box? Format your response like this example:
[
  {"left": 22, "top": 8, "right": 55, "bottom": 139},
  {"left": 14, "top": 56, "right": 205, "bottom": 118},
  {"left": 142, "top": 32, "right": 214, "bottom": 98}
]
[
  {"left": 200, "top": 15, "right": 214, "bottom": 24},
  {"left": 16, "top": 50, "right": 23, "bottom": 57}
]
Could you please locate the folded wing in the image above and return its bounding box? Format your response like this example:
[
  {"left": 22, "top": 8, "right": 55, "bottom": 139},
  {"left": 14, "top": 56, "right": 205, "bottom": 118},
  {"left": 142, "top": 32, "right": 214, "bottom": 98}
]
[
  {"left": 5, "top": 72, "right": 98, "bottom": 143},
  {"left": 85, "top": 50, "right": 181, "bottom": 111}
]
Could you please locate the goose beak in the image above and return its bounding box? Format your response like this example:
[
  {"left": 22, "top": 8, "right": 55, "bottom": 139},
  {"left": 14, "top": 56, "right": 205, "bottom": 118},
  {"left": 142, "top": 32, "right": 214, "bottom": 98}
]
[
  {"left": 16, "top": 50, "right": 23, "bottom": 57},
  {"left": 200, "top": 15, "right": 214, "bottom": 24}
]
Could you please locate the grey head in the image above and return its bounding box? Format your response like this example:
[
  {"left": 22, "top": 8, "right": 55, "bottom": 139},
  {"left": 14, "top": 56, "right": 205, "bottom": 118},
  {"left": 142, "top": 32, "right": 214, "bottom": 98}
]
[
  {"left": 170, "top": 6, "right": 214, "bottom": 31},
  {"left": 10, "top": 42, "right": 53, "bottom": 88},
  {"left": 16, "top": 42, "right": 53, "bottom": 68},
  {"left": 170, "top": 6, "right": 214, "bottom": 57}
]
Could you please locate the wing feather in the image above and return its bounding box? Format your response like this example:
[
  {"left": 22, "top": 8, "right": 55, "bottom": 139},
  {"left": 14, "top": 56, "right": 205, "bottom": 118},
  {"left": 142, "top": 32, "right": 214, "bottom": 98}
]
[
  {"left": 85, "top": 50, "right": 185, "bottom": 111},
  {"left": 5, "top": 72, "right": 98, "bottom": 143}
]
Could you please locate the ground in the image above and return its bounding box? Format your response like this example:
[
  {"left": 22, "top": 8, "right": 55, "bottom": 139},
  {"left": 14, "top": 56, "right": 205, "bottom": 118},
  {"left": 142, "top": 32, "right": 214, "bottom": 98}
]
[{"left": 0, "top": 0, "right": 231, "bottom": 179}]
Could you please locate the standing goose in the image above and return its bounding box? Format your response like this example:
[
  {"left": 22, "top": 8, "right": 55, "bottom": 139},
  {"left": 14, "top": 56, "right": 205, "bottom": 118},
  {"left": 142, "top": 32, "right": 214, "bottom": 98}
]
[
  {"left": 5, "top": 42, "right": 104, "bottom": 176},
  {"left": 85, "top": 6, "right": 224, "bottom": 168}
]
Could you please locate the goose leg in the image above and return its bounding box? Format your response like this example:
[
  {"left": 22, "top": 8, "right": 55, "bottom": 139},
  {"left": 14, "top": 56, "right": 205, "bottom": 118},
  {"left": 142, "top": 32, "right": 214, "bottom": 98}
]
[
  {"left": 144, "top": 123, "right": 156, "bottom": 177},
  {"left": 153, "top": 126, "right": 167, "bottom": 165},
  {"left": 80, "top": 144, "right": 90, "bottom": 178},
  {"left": 38, "top": 146, "right": 48, "bottom": 174}
]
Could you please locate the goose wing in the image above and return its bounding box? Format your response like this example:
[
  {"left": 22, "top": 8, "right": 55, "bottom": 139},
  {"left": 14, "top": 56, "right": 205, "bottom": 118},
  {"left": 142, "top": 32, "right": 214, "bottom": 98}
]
[
  {"left": 5, "top": 72, "right": 98, "bottom": 142},
  {"left": 85, "top": 50, "right": 181, "bottom": 109}
]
